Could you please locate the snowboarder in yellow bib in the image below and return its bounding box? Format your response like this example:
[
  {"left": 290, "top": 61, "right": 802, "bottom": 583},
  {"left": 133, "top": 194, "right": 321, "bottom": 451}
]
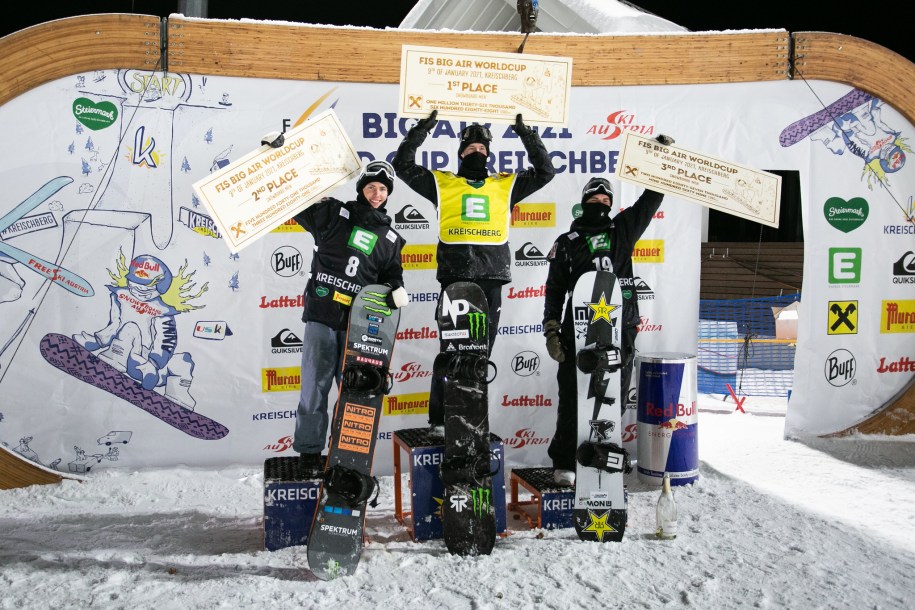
[{"left": 394, "top": 111, "right": 555, "bottom": 437}]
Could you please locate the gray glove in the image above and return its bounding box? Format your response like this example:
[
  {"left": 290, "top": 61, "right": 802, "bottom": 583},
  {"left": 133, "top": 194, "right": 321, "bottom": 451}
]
[
  {"left": 261, "top": 131, "right": 284, "bottom": 148},
  {"left": 656, "top": 134, "right": 675, "bottom": 146},
  {"left": 512, "top": 113, "right": 533, "bottom": 138},
  {"left": 544, "top": 319, "right": 565, "bottom": 363},
  {"left": 413, "top": 109, "right": 438, "bottom": 134}
]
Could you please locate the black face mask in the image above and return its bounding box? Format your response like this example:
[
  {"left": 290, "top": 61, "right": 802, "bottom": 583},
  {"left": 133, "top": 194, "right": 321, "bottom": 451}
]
[
  {"left": 460, "top": 151, "right": 488, "bottom": 173},
  {"left": 581, "top": 201, "right": 611, "bottom": 220}
]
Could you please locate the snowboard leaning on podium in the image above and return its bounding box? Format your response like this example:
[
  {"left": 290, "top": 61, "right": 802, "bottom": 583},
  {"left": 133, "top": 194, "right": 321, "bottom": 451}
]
[
  {"left": 435, "top": 282, "right": 498, "bottom": 556},
  {"left": 571, "top": 270, "right": 630, "bottom": 542},
  {"left": 307, "top": 284, "right": 400, "bottom": 579}
]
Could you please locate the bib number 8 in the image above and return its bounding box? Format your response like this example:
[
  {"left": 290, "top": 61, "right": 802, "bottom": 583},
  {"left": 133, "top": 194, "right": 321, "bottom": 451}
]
[{"left": 345, "top": 256, "right": 360, "bottom": 277}]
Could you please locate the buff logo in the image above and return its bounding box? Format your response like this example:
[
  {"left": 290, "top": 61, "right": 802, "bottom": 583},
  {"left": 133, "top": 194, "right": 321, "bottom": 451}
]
[
  {"left": 472, "top": 488, "right": 492, "bottom": 517},
  {"left": 468, "top": 312, "right": 487, "bottom": 340}
]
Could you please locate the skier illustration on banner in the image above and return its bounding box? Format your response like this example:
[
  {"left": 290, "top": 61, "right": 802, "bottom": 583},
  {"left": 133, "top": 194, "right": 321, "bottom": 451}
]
[
  {"left": 780, "top": 88, "right": 912, "bottom": 188},
  {"left": 72, "top": 252, "right": 208, "bottom": 409}
]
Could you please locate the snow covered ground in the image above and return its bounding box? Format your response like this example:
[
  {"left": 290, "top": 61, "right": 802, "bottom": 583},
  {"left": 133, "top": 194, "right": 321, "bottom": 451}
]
[{"left": 2, "top": 395, "right": 914, "bottom": 609}]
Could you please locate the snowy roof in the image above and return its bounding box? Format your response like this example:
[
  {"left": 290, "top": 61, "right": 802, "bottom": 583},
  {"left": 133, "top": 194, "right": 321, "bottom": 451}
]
[{"left": 399, "top": 0, "right": 687, "bottom": 34}]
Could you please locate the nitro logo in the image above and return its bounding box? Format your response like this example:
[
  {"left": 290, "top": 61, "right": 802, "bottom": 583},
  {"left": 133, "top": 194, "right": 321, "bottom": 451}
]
[
  {"left": 503, "top": 428, "right": 550, "bottom": 449},
  {"left": 506, "top": 285, "right": 546, "bottom": 299},
  {"left": 511, "top": 351, "right": 540, "bottom": 377},
  {"left": 514, "top": 242, "right": 548, "bottom": 267},
  {"left": 270, "top": 328, "right": 303, "bottom": 353},
  {"left": 824, "top": 349, "right": 856, "bottom": 387},
  {"left": 393, "top": 362, "right": 432, "bottom": 383},
  {"left": 271, "top": 246, "right": 302, "bottom": 277},
  {"left": 587, "top": 110, "right": 655, "bottom": 141},
  {"left": 892, "top": 251, "right": 915, "bottom": 284},
  {"left": 881, "top": 300, "right": 915, "bottom": 333},
  {"left": 441, "top": 292, "right": 486, "bottom": 340},
  {"left": 394, "top": 205, "right": 430, "bottom": 229},
  {"left": 262, "top": 435, "right": 293, "bottom": 453},
  {"left": 876, "top": 356, "right": 915, "bottom": 373}
]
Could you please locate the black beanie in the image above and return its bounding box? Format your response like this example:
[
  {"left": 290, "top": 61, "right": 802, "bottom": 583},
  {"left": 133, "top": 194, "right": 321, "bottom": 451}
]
[
  {"left": 581, "top": 177, "right": 613, "bottom": 204},
  {"left": 458, "top": 124, "right": 492, "bottom": 156},
  {"left": 356, "top": 160, "right": 394, "bottom": 196}
]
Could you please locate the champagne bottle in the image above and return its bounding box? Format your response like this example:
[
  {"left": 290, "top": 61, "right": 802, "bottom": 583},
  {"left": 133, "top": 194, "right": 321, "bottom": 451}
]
[{"left": 655, "top": 472, "right": 678, "bottom": 539}]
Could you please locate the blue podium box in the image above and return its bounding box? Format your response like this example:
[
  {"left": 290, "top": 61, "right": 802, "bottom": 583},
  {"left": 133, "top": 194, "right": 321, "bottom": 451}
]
[
  {"left": 393, "top": 428, "right": 506, "bottom": 541},
  {"left": 508, "top": 467, "right": 574, "bottom": 530},
  {"left": 262, "top": 456, "right": 321, "bottom": 551}
]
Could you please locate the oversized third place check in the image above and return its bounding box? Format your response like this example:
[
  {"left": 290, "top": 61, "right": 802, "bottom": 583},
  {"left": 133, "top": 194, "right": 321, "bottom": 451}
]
[
  {"left": 616, "top": 132, "right": 782, "bottom": 228},
  {"left": 192, "top": 109, "right": 361, "bottom": 253}
]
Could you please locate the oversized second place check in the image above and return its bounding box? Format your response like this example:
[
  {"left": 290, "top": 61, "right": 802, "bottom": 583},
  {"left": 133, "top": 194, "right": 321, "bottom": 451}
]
[
  {"left": 616, "top": 132, "right": 782, "bottom": 227},
  {"left": 399, "top": 45, "right": 572, "bottom": 126},
  {"left": 192, "top": 109, "right": 361, "bottom": 252}
]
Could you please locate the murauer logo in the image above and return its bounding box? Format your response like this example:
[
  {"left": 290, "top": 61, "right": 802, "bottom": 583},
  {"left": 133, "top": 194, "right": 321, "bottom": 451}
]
[
  {"left": 881, "top": 300, "right": 915, "bottom": 333},
  {"left": 394, "top": 205, "right": 430, "bottom": 229},
  {"left": 824, "top": 349, "right": 856, "bottom": 387}
]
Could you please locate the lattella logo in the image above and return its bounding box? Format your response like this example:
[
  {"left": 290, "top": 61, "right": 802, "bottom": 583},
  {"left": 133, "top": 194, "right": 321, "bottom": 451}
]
[
  {"left": 824, "top": 197, "right": 868, "bottom": 233},
  {"left": 824, "top": 348, "right": 856, "bottom": 386},
  {"left": 511, "top": 351, "right": 541, "bottom": 376}
]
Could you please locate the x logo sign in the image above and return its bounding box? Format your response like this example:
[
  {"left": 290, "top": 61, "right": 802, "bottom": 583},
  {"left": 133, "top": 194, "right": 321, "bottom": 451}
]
[
  {"left": 624, "top": 165, "right": 638, "bottom": 177},
  {"left": 230, "top": 222, "right": 246, "bottom": 238},
  {"left": 829, "top": 302, "right": 856, "bottom": 332},
  {"left": 409, "top": 95, "right": 423, "bottom": 108}
]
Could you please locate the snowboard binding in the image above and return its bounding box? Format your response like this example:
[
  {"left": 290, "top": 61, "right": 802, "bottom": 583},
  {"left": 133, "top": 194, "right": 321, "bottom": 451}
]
[
  {"left": 323, "top": 464, "right": 380, "bottom": 508},
  {"left": 438, "top": 353, "right": 490, "bottom": 384},
  {"left": 342, "top": 364, "right": 393, "bottom": 396},
  {"left": 440, "top": 450, "right": 501, "bottom": 487},
  {"left": 576, "top": 441, "right": 632, "bottom": 475},
  {"left": 576, "top": 345, "right": 622, "bottom": 375}
]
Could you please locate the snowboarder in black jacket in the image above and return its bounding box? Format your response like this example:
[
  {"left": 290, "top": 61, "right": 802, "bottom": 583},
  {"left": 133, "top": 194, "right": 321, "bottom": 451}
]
[
  {"left": 393, "top": 110, "right": 555, "bottom": 436},
  {"left": 542, "top": 134, "right": 673, "bottom": 485},
  {"left": 263, "top": 131, "right": 408, "bottom": 473}
]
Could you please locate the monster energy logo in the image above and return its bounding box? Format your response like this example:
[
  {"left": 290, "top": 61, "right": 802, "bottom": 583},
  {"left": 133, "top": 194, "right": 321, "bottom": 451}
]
[
  {"left": 362, "top": 291, "right": 391, "bottom": 316},
  {"left": 326, "top": 558, "right": 340, "bottom": 579},
  {"left": 472, "top": 487, "right": 491, "bottom": 516},
  {"left": 468, "top": 312, "right": 487, "bottom": 340}
]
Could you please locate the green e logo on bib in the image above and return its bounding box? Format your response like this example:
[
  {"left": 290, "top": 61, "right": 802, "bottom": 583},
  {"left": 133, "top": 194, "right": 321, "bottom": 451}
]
[{"left": 436, "top": 172, "right": 515, "bottom": 245}]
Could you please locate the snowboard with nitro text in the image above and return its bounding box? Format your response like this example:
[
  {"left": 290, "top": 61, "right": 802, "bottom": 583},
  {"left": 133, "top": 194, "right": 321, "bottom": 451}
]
[
  {"left": 307, "top": 285, "right": 400, "bottom": 580},
  {"left": 436, "top": 281, "right": 497, "bottom": 556},
  {"left": 571, "top": 270, "right": 628, "bottom": 542}
]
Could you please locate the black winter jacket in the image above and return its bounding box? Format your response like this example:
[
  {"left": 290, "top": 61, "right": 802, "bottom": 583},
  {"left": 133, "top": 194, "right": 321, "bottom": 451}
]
[
  {"left": 543, "top": 190, "right": 663, "bottom": 330},
  {"left": 294, "top": 196, "right": 405, "bottom": 330}
]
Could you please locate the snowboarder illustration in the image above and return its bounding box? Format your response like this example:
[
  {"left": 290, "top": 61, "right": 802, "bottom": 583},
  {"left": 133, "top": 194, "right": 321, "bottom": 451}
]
[{"left": 73, "top": 252, "right": 208, "bottom": 409}]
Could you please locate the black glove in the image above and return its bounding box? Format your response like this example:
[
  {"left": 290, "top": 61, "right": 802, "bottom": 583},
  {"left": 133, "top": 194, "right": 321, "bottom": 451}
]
[
  {"left": 656, "top": 134, "right": 675, "bottom": 146},
  {"left": 261, "top": 131, "right": 284, "bottom": 148},
  {"left": 512, "top": 113, "right": 533, "bottom": 138},
  {"left": 413, "top": 110, "right": 438, "bottom": 134},
  {"left": 544, "top": 319, "right": 565, "bottom": 363}
]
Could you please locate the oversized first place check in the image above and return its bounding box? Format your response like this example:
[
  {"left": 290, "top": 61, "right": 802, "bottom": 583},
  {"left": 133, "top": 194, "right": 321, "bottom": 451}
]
[
  {"left": 192, "top": 109, "right": 362, "bottom": 253},
  {"left": 616, "top": 132, "right": 782, "bottom": 228},
  {"left": 399, "top": 45, "right": 572, "bottom": 126}
]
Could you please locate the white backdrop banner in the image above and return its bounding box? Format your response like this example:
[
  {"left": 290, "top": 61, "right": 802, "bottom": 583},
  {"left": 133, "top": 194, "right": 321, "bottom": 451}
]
[{"left": 0, "top": 71, "right": 909, "bottom": 477}]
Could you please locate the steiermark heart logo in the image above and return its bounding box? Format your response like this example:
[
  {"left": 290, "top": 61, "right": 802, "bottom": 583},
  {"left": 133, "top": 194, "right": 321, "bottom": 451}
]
[
  {"left": 72, "top": 97, "right": 118, "bottom": 131},
  {"left": 824, "top": 197, "right": 868, "bottom": 233}
]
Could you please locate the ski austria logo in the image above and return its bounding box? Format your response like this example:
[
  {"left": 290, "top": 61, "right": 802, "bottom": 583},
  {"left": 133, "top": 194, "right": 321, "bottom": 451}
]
[
  {"left": 503, "top": 428, "right": 550, "bottom": 448},
  {"left": 393, "top": 362, "right": 433, "bottom": 383},
  {"left": 394, "top": 205, "right": 431, "bottom": 230},
  {"left": 824, "top": 349, "right": 856, "bottom": 387},
  {"left": 263, "top": 435, "right": 294, "bottom": 453},
  {"left": 271, "top": 246, "right": 303, "bottom": 277},
  {"left": 823, "top": 197, "right": 868, "bottom": 233},
  {"left": 514, "top": 242, "right": 548, "bottom": 267},
  {"left": 587, "top": 110, "right": 655, "bottom": 140},
  {"left": 511, "top": 351, "right": 541, "bottom": 377}
]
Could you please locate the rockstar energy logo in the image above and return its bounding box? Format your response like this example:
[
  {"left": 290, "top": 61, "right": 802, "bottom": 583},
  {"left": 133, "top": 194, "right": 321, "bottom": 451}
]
[
  {"left": 632, "top": 239, "right": 664, "bottom": 263},
  {"left": 472, "top": 487, "right": 492, "bottom": 517},
  {"left": 468, "top": 312, "right": 488, "bottom": 340}
]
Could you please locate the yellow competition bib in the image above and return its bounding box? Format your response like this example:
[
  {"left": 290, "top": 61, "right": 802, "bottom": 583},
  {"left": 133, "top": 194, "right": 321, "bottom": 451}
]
[{"left": 435, "top": 172, "right": 516, "bottom": 245}]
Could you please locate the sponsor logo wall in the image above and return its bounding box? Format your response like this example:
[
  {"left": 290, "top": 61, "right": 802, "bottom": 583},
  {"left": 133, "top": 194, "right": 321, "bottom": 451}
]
[{"left": 19, "top": 71, "right": 912, "bottom": 475}]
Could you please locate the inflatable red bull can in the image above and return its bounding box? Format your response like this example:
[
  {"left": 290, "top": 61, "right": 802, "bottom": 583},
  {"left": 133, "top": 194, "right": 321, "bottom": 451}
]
[{"left": 636, "top": 352, "right": 698, "bottom": 486}]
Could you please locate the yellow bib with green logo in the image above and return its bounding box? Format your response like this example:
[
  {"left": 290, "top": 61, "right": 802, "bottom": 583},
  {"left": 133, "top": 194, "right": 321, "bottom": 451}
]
[{"left": 435, "top": 172, "right": 516, "bottom": 245}]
